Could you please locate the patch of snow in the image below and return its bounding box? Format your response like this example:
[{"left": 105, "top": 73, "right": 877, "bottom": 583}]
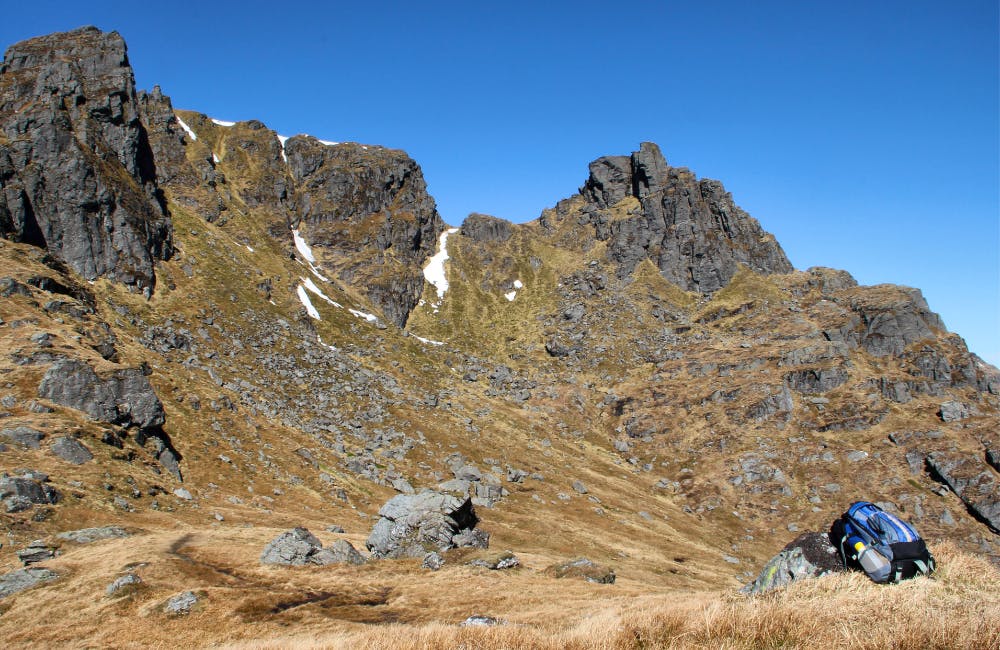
[
  {"left": 318, "top": 335, "right": 337, "bottom": 351},
  {"left": 319, "top": 139, "right": 340, "bottom": 146},
  {"left": 349, "top": 308, "right": 378, "bottom": 323},
  {"left": 504, "top": 291, "right": 517, "bottom": 302},
  {"left": 423, "top": 228, "right": 459, "bottom": 311},
  {"left": 245, "top": 245, "right": 254, "bottom": 252},
  {"left": 296, "top": 285, "right": 320, "bottom": 320},
  {"left": 412, "top": 334, "right": 444, "bottom": 346},
  {"left": 513, "top": 279, "right": 523, "bottom": 289},
  {"left": 292, "top": 229, "right": 315, "bottom": 262},
  {"left": 302, "top": 277, "right": 342, "bottom": 308},
  {"left": 212, "top": 153, "right": 220, "bottom": 164},
  {"left": 175, "top": 116, "right": 197, "bottom": 141},
  {"left": 277, "top": 134, "right": 289, "bottom": 163},
  {"left": 211, "top": 118, "right": 236, "bottom": 127}
]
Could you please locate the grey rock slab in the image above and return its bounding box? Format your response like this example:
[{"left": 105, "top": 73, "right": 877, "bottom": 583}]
[
  {"left": 1, "top": 426, "right": 45, "bottom": 449},
  {"left": 0, "top": 567, "right": 58, "bottom": 598},
  {"left": 16, "top": 540, "right": 56, "bottom": 566},
  {"left": 926, "top": 452, "right": 1000, "bottom": 533},
  {"left": 57, "top": 526, "right": 129, "bottom": 544},
  {"left": 550, "top": 557, "right": 615, "bottom": 584},
  {"left": 461, "top": 615, "right": 504, "bottom": 627},
  {"left": 50, "top": 436, "right": 93, "bottom": 464},
  {"left": 366, "top": 490, "right": 485, "bottom": 559},
  {"left": 421, "top": 551, "right": 444, "bottom": 571}
]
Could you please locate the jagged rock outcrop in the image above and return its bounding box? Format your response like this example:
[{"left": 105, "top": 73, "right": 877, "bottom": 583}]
[
  {"left": 366, "top": 490, "right": 488, "bottom": 559},
  {"left": 578, "top": 142, "right": 793, "bottom": 293},
  {"left": 741, "top": 532, "right": 845, "bottom": 594},
  {"left": 286, "top": 139, "right": 444, "bottom": 326},
  {"left": 38, "top": 358, "right": 164, "bottom": 429},
  {"left": 0, "top": 27, "right": 172, "bottom": 294},
  {"left": 0, "top": 470, "right": 60, "bottom": 512},
  {"left": 460, "top": 213, "right": 513, "bottom": 243}
]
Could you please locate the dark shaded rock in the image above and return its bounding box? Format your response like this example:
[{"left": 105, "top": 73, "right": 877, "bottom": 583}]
[
  {"left": 366, "top": 490, "right": 487, "bottom": 559},
  {"left": 38, "top": 358, "right": 164, "bottom": 429},
  {"left": 16, "top": 540, "right": 55, "bottom": 565},
  {"left": 50, "top": 436, "right": 93, "bottom": 464},
  {"left": 0, "top": 472, "right": 60, "bottom": 512},
  {"left": 740, "top": 531, "right": 845, "bottom": 594},
  {"left": 0, "top": 27, "right": 172, "bottom": 294},
  {"left": 285, "top": 139, "right": 444, "bottom": 327},
  {"left": 260, "top": 527, "right": 343, "bottom": 566},
  {"left": 460, "top": 213, "right": 512, "bottom": 243},
  {"left": 784, "top": 367, "right": 849, "bottom": 393},
  {"left": 549, "top": 557, "right": 615, "bottom": 584},
  {"left": 1, "top": 425, "right": 44, "bottom": 449},
  {"left": 56, "top": 525, "right": 129, "bottom": 543},
  {"left": 926, "top": 452, "right": 1000, "bottom": 533},
  {"left": 0, "top": 277, "right": 32, "bottom": 298},
  {"left": 0, "top": 567, "right": 58, "bottom": 598},
  {"left": 105, "top": 572, "right": 141, "bottom": 596},
  {"left": 581, "top": 143, "right": 792, "bottom": 293}
]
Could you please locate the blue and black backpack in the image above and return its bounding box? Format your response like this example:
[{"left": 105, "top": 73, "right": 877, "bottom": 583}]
[{"left": 831, "top": 501, "right": 935, "bottom": 583}]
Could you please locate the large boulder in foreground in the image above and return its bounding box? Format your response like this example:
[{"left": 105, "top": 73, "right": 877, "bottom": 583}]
[
  {"left": 366, "top": 490, "right": 488, "bottom": 559},
  {"left": 741, "top": 531, "right": 845, "bottom": 595}
]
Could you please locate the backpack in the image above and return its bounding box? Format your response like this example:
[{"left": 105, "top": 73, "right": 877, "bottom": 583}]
[{"left": 831, "top": 501, "right": 935, "bottom": 583}]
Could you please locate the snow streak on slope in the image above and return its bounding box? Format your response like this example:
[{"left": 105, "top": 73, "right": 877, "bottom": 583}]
[
  {"left": 176, "top": 116, "right": 197, "bottom": 141},
  {"left": 423, "top": 228, "right": 459, "bottom": 312},
  {"left": 211, "top": 118, "right": 236, "bottom": 127},
  {"left": 296, "top": 285, "right": 320, "bottom": 320},
  {"left": 292, "top": 229, "right": 331, "bottom": 281}
]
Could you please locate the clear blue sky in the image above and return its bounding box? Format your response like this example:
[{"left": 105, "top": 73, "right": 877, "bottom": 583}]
[{"left": 4, "top": 1, "right": 998, "bottom": 365}]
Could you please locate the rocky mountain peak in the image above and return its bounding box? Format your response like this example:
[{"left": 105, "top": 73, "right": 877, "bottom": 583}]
[
  {"left": 0, "top": 26, "right": 171, "bottom": 295},
  {"left": 579, "top": 142, "right": 793, "bottom": 293}
]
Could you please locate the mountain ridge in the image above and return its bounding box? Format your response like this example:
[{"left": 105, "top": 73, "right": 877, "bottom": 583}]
[{"left": 0, "top": 26, "right": 997, "bottom": 647}]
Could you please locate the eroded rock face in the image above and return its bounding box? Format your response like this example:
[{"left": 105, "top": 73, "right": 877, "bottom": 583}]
[
  {"left": 286, "top": 139, "right": 444, "bottom": 326},
  {"left": 741, "top": 531, "right": 845, "bottom": 594},
  {"left": 580, "top": 142, "right": 793, "bottom": 293},
  {"left": 366, "top": 490, "right": 487, "bottom": 559},
  {"left": 0, "top": 27, "right": 172, "bottom": 294},
  {"left": 926, "top": 452, "right": 1000, "bottom": 533},
  {"left": 460, "top": 213, "right": 513, "bottom": 243}
]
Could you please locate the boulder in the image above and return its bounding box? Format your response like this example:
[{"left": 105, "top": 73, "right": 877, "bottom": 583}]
[
  {"left": 38, "top": 359, "right": 164, "bottom": 429},
  {"left": 421, "top": 551, "right": 444, "bottom": 571},
  {"left": 740, "top": 532, "right": 845, "bottom": 594},
  {"left": 326, "top": 539, "right": 366, "bottom": 566},
  {"left": 549, "top": 557, "right": 616, "bottom": 584},
  {"left": 16, "top": 540, "right": 56, "bottom": 565},
  {"left": 260, "top": 527, "right": 331, "bottom": 566},
  {"left": 939, "top": 400, "right": 970, "bottom": 423},
  {"left": 50, "top": 436, "right": 93, "bottom": 464},
  {"left": 106, "top": 573, "right": 141, "bottom": 596},
  {"left": 469, "top": 551, "right": 519, "bottom": 570},
  {"left": 366, "top": 490, "right": 488, "bottom": 559},
  {"left": 0, "top": 567, "right": 58, "bottom": 598},
  {"left": 56, "top": 525, "right": 129, "bottom": 544},
  {"left": 0, "top": 426, "right": 45, "bottom": 449},
  {"left": 0, "top": 472, "right": 60, "bottom": 512},
  {"left": 164, "top": 590, "right": 198, "bottom": 614}
]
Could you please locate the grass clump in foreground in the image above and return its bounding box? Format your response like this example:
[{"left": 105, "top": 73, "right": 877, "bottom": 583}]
[{"left": 223, "top": 542, "right": 998, "bottom": 649}]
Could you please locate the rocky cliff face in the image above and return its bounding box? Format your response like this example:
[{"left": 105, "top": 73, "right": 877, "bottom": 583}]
[
  {"left": 0, "top": 27, "right": 171, "bottom": 295},
  {"left": 285, "top": 139, "right": 444, "bottom": 326},
  {"left": 577, "top": 142, "right": 792, "bottom": 292}
]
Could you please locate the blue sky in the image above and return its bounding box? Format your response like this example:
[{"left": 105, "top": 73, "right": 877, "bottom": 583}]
[{"left": 3, "top": 1, "right": 998, "bottom": 364}]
